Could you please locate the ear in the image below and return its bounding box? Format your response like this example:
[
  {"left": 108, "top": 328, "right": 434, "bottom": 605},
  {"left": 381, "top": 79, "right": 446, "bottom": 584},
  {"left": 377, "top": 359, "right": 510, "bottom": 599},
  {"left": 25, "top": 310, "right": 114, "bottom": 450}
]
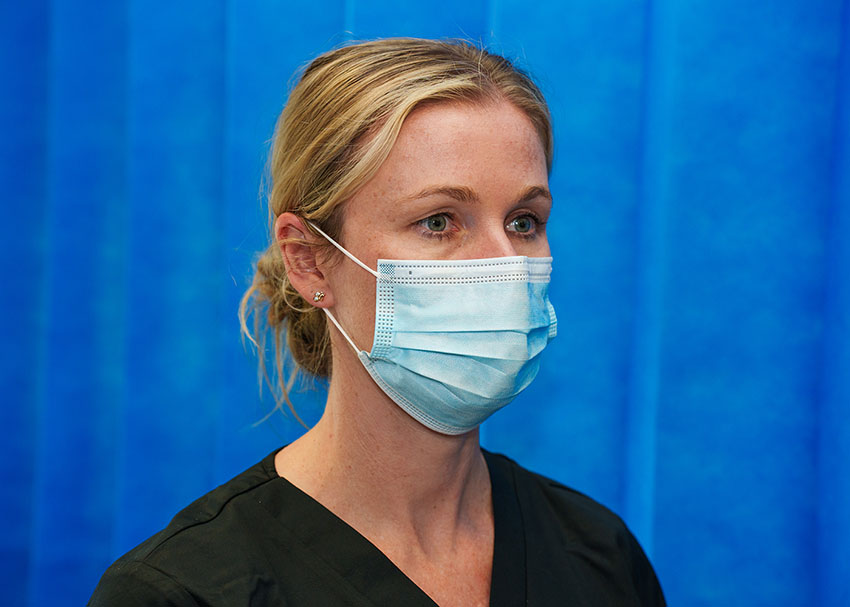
[{"left": 275, "top": 212, "right": 334, "bottom": 308}]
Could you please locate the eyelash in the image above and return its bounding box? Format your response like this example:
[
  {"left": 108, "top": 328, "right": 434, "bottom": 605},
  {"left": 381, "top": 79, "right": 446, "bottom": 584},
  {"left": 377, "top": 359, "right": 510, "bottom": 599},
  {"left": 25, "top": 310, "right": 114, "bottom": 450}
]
[{"left": 416, "top": 212, "right": 545, "bottom": 241}]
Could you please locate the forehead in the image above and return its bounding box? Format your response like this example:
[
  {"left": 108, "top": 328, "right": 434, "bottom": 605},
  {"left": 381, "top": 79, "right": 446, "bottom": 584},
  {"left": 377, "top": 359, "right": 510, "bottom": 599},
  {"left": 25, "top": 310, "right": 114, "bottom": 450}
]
[
  {"left": 396, "top": 99, "right": 544, "bottom": 159},
  {"left": 374, "top": 100, "right": 548, "bottom": 189}
]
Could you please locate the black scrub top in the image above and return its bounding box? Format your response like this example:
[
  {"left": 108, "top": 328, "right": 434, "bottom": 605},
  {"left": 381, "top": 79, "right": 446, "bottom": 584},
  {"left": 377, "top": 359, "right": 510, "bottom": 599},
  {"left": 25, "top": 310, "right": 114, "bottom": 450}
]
[{"left": 89, "top": 449, "right": 665, "bottom": 606}]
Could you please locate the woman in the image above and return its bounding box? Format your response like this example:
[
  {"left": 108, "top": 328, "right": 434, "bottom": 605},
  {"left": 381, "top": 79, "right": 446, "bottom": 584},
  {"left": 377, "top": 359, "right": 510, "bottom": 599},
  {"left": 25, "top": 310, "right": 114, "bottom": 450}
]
[{"left": 90, "top": 38, "right": 665, "bottom": 606}]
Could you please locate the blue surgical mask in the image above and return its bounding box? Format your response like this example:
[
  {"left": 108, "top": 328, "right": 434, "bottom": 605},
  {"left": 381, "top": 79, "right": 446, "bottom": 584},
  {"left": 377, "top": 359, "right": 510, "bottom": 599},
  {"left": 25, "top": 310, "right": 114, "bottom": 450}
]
[{"left": 309, "top": 222, "right": 557, "bottom": 435}]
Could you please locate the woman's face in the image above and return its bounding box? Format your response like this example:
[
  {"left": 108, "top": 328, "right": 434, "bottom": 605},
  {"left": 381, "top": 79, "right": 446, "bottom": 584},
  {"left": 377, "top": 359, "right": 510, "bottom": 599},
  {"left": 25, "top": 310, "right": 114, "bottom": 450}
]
[{"left": 324, "top": 99, "right": 552, "bottom": 350}]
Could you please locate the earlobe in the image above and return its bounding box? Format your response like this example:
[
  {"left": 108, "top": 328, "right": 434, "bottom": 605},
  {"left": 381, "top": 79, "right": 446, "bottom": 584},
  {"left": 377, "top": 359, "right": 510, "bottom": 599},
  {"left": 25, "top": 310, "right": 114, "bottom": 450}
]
[{"left": 275, "top": 212, "right": 334, "bottom": 307}]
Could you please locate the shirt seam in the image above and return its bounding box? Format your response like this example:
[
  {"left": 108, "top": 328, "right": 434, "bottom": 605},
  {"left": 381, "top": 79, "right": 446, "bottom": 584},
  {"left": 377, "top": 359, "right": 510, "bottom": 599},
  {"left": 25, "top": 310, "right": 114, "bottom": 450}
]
[
  {"left": 145, "top": 464, "right": 279, "bottom": 560},
  {"left": 127, "top": 559, "right": 203, "bottom": 606}
]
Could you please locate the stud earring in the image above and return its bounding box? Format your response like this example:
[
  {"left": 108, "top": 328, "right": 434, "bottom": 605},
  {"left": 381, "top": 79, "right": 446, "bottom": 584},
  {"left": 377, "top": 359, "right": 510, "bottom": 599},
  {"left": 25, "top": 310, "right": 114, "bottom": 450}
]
[{"left": 313, "top": 291, "right": 325, "bottom": 302}]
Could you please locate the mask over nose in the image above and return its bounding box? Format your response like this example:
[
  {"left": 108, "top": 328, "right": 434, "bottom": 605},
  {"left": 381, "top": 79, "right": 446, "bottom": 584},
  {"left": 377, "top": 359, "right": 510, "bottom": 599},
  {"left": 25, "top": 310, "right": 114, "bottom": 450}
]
[{"left": 308, "top": 222, "right": 558, "bottom": 435}]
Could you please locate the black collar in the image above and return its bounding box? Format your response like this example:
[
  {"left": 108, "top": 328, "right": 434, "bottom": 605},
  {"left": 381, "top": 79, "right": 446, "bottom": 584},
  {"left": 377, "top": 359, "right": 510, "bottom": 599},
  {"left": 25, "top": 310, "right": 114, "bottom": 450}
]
[{"left": 260, "top": 447, "right": 527, "bottom": 606}]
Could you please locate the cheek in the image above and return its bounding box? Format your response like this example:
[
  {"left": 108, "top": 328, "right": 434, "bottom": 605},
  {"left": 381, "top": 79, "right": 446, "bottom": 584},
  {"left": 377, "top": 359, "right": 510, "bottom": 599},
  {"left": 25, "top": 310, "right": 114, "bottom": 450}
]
[
  {"left": 536, "top": 232, "right": 552, "bottom": 257},
  {"left": 328, "top": 261, "right": 377, "bottom": 350},
  {"left": 513, "top": 229, "right": 551, "bottom": 258}
]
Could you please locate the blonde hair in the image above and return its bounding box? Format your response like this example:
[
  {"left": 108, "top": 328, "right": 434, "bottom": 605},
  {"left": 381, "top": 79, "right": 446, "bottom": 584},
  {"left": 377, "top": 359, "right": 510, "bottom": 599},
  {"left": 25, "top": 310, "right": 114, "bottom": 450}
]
[{"left": 239, "top": 38, "right": 553, "bottom": 418}]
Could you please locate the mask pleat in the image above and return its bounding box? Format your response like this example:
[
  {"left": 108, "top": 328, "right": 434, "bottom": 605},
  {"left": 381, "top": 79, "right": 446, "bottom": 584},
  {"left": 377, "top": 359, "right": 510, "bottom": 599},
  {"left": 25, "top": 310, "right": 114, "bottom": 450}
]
[
  {"left": 373, "top": 346, "right": 542, "bottom": 394},
  {"left": 367, "top": 353, "right": 542, "bottom": 406},
  {"left": 390, "top": 326, "right": 551, "bottom": 360},
  {"left": 389, "top": 281, "right": 551, "bottom": 333}
]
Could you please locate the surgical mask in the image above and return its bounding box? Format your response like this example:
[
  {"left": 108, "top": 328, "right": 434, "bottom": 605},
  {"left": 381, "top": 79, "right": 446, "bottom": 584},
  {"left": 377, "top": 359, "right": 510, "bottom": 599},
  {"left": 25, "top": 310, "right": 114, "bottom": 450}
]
[{"left": 309, "top": 222, "right": 557, "bottom": 435}]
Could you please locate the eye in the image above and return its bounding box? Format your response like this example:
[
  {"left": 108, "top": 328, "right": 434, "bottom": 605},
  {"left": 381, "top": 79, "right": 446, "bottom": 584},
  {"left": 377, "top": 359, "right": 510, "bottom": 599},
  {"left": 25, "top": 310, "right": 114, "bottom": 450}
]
[
  {"left": 507, "top": 214, "right": 537, "bottom": 234},
  {"left": 423, "top": 214, "right": 448, "bottom": 232}
]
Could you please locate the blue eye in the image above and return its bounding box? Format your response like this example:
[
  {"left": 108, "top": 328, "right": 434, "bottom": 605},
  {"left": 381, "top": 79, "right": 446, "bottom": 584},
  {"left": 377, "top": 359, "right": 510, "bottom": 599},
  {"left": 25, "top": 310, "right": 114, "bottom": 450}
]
[
  {"left": 424, "top": 214, "right": 448, "bottom": 232},
  {"left": 508, "top": 215, "right": 537, "bottom": 234},
  {"left": 510, "top": 216, "right": 533, "bottom": 233}
]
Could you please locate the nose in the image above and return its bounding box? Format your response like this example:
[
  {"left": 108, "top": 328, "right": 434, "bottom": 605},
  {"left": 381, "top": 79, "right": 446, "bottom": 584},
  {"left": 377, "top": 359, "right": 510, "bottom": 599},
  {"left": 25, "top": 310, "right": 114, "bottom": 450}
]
[{"left": 468, "top": 223, "right": 518, "bottom": 259}]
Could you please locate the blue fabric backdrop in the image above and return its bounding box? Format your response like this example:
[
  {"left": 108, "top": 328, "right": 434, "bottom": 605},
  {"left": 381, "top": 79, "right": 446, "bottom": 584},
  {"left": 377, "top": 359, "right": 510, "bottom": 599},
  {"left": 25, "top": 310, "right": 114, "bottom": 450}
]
[{"left": 2, "top": 1, "right": 848, "bottom": 605}]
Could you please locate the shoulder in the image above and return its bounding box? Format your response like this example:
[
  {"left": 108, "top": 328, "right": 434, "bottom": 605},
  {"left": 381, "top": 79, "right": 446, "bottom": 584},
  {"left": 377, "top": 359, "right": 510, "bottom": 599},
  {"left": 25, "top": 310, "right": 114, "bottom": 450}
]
[
  {"left": 484, "top": 450, "right": 666, "bottom": 606},
  {"left": 485, "top": 449, "right": 627, "bottom": 534},
  {"left": 88, "top": 559, "right": 200, "bottom": 606},
  {"left": 122, "top": 450, "right": 280, "bottom": 564},
  {"left": 89, "top": 451, "right": 282, "bottom": 606}
]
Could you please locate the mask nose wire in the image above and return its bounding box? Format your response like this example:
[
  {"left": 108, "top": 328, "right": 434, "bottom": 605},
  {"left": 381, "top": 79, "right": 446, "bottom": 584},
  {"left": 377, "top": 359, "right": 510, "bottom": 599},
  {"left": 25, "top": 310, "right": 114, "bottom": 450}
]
[{"left": 305, "top": 220, "right": 377, "bottom": 355}]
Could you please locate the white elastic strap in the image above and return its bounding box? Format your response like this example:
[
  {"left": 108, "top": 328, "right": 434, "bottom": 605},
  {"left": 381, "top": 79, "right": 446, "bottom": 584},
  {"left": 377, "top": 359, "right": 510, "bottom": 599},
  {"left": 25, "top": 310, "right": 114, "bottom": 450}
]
[
  {"left": 308, "top": 221, "right": 379, "bottom": 278},
  {"left": 323, "top": 308, "right": 361, "bottom": 354}
]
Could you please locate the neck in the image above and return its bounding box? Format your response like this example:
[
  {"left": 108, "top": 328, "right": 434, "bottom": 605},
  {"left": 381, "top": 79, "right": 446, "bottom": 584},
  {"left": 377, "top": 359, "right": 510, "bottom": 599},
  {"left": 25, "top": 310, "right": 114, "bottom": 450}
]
[{"left": 275, "top": 347, "right": 491, "bottom": 552}]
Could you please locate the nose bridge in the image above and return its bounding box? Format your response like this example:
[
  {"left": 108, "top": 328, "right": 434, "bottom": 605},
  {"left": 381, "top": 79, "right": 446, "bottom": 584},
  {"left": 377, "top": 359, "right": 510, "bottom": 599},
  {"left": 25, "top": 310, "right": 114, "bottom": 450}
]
[{"left": 473, "top": 222, "right": 517, "bottom": 258}]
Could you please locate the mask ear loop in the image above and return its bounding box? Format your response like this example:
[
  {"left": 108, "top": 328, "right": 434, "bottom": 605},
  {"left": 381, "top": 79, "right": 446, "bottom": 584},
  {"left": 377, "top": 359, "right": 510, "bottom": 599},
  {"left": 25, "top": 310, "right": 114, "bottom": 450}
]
[
  {"left": 323, "top": 308, "right": 361, "bottom": 355},
  {"left": 307, "top": 221, "right": 379, "bottom": 278},
  {"left": 305, "top": 220, "right": 378, "bottom": 355}
]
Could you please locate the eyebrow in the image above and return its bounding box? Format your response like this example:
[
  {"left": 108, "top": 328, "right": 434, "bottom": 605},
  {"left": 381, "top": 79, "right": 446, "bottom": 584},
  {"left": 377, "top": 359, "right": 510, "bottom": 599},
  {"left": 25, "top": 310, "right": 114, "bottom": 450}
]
[{"left": 400, "top": 185, "right": 552, "bottom": 205}]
